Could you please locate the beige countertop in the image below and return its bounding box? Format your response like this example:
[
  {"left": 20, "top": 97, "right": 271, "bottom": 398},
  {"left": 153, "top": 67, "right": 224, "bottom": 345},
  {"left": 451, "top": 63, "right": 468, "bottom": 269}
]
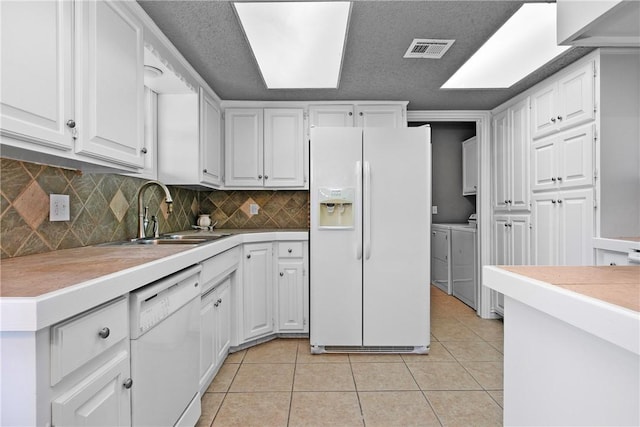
[
  {"left": 500, "top": 266, "right": 640, "bottom": 312},
  {"left": 0, "top": 230, "right": 308, "bottom": 331},
  {"left": 483, "top": 265, "right": 640, "bottom": 355}
]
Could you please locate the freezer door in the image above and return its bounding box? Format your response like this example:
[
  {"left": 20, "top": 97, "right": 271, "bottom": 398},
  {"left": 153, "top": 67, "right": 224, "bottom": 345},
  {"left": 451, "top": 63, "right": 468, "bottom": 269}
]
[
  {"left": 310, "top": 127, "right": 363, "bottom": 346},
  {"left": 362, "top": 127, "right": 431, "bottom": 346}
]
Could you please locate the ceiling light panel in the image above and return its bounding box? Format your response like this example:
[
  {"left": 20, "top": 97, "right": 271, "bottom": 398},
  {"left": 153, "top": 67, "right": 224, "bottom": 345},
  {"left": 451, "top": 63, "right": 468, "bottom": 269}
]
[
  {"left": 442, "top": 3, "right": 570, "bottom": 89},
  {"left": 234, "top": 1, "right": 351, "bottom": 89}
]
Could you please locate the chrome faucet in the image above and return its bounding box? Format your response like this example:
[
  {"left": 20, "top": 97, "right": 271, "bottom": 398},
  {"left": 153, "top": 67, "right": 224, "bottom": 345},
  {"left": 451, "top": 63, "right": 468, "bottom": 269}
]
[{"left": 137, "top": 180, "right": 173, "bottom": 239}]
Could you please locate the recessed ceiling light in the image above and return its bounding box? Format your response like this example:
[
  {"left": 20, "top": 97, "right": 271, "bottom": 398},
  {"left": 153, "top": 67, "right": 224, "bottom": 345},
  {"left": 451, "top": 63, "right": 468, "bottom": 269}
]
[
  {"left": 441, "top": 3, "right": 570, "bottom": 89},
  {"left": 234, "top": 1, "right": 351, "bottom": 89},
  {"left": 144, "top": 65, "right": 163, "bottom": 79}
]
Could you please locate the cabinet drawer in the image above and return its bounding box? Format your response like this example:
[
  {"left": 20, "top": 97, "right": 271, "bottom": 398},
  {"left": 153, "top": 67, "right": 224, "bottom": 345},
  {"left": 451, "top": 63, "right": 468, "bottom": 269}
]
[
  {"left": 278, "top": 242, "right": 303, "bottom": 258},
  {"left": 201, "top": 247, "right": 240, "bottom": 293},
  {"left": 51, "top": 296, "right": 128, "bottom": 385}
]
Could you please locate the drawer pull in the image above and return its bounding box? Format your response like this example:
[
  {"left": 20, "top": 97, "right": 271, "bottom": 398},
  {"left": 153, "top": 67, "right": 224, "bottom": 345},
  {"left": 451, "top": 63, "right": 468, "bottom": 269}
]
[
  {"left": 280, "top": 272, "right": 284, "bottom": 277},
  {"left": 123, "top": 378, "right": 133, "bottom": 389},
  {"left": 98, "top": 327, "right": 110, "bottom": 339},
  {"left": 288, "top": 248, "right": 292, "bottom": 253}
]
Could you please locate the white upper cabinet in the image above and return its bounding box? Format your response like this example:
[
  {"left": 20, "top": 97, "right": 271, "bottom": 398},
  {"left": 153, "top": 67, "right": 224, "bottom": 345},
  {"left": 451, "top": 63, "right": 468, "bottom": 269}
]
[
  {"left": 309, "top": 105, "right": 355, "bottom": 127},
  {"left": 1, "top": 0, "right": 145, "bottom": 170},
  {"left": 462, "top": 136, "right": 478, "bottom": 195},
  {"left": 308, "top": 103, "right": 406, "bottom": 129},
  {"left": 492, "top": 97, "right": 530, "bottom": 211},
  {"left": 225, "top": 108, "right": 305, "bottom": 188},
  {"left": 157, "top": 88, "right": 224, "bottom": 189},
  {"left": 264, "top": 109, "right": 305, "bottom": 187},
  {"left": 355, "top": 104, "right": 405, "bottom": 127},
  {"left": 225, "top": 108, "right": 264, "bottom": 187},
  {"left": 531, "top": 124, "right": 594, "bottom": 192},
  {"left": 0, "top": 0, "right": 74, "bottom": 150},
  {"left": 74, "top": 0, "right": 145, "bottom": 168},
  {"left": 531, "top": 61, "right": 595, "bottom": 139},
  {"left": 200, "top": 88, "right": 223, "bottom": 186}
]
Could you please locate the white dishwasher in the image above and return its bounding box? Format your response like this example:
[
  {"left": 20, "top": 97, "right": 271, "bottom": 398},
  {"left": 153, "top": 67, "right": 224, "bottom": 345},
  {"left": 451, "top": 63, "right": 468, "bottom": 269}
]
[{"left": 130, "top": 265, "right": 202, "bottom": 427}]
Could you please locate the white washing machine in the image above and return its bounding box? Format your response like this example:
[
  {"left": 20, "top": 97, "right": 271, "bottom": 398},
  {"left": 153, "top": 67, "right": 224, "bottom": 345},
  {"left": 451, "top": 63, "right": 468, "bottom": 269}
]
[{"left": 431, "top": 223, "right": 477, "bottom": 309}]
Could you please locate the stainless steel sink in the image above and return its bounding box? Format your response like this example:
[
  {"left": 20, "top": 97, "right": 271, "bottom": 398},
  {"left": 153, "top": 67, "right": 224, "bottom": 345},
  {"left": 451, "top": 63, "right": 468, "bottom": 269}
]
[{"left": 103, "top": 233, "right": 231, "bottom": 246}]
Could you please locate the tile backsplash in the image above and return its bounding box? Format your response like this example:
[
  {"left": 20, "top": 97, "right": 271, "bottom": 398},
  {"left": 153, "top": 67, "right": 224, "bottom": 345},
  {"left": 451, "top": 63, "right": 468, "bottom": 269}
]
[{"left": 0, "top": 158, "right": 309, "bottom": 258}]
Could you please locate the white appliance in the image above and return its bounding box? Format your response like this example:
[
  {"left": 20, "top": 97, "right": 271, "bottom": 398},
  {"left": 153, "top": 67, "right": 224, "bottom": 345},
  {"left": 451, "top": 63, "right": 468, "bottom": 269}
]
[
  {"left": 310, "top": 127, "right": 431, "bottom": 353},
  {"left": 130, "top": 265, "right": 202, "bottom": 427},
  {"left": 431, "top": 223, "right": 477, "bottom": 309}
]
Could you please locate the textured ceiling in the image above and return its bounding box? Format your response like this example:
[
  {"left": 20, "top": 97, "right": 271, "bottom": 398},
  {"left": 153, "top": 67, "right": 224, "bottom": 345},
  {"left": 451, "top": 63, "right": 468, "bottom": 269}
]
[{"left": 137, "top": 0, "right": 593, "bottom": 111}]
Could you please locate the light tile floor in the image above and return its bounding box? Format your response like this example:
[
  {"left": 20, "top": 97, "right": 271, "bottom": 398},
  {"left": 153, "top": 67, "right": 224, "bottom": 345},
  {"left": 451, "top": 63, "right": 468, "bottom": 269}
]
[{"left": 197, "top": 286, "right": 504, "bottom": 427}]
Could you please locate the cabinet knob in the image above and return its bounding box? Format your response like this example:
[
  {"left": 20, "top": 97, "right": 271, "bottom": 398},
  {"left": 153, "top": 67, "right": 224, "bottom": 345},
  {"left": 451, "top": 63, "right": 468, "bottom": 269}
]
[
  {"left": 214, "top": 302, "right": 219, "bottom": 307},
  {"left": 288, "top": 248, "right": 292, "bottom": 253},
  {"left": 140, "top": 147, "right": 148, "bottom": 154},
  {"left": 432, "top": 231, "right": 436, "bottom": 235},
  {"left": 280, "top": 272, "right": 284, "bottom": 276},
  {"left": 550, "top": 117, "right": 556, "bottom": 123},
  {"left": 258, "top": 175, "right": 262, "bottom": 179},
  {"left": 557, "top": 199, "right": 563, "bottom": 204},
  {"left": 552, "top": 199, "right": 557, "bottom": 204},
  {"left": 264, "top": 175, "right": 269, "bottom": 180},
  {"left": 504, "top": 200, "right": 508, "bottom": 204},
  {"left": 551, "top": 177, "right": 556, "bottom": 182},
  {"left": 217, "top": 298, "right": 222, "bottom": 304},
  {"left": 473, "top": 185, "right": 477, "bottom": 189},
  {"left": 359, "top": 112, "right": 363, "bottom": 116},
  {"left": 504, "top": 223, "right": 508, "bottom": 227},
  {"left": 508, "top": 223, "right": 512, "bottom": 227},
  {"left": 557, "top": 116, "right": 563, "bottom": 121},
  {"left": 66, "top": 119, "right": 76, "bottom": 129},
  {"left": 123, "top": 378, "right": 133, "bottom": 389},
  {"left": 203, "top": 168, "right": 207, "bottom": 173},
  {"left": 348, "top": 112, "right": 353, "bottom": 116},
  {"left": 98, "top": 327, "right": 110, "bottom": 339},
  {"left": 557, "top": 176, "right": 562, "bottom": 181},
  {"left": 246, "top": 254, "right": 251, "bottom": 259},
  {"left": 508, "top": 200, "right": 512, "bottom": 204}
]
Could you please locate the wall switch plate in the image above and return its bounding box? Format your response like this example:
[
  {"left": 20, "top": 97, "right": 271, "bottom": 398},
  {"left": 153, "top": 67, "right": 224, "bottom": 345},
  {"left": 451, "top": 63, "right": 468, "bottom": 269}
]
[
  {"left": 250, "top": 203, "right": 260, "bottom": 215},
  {"left": 50, "top": 194, "right": 70, "bottom": 221},
  {"left": 432, "top": 206, "right": 438, "bottom": 214}
]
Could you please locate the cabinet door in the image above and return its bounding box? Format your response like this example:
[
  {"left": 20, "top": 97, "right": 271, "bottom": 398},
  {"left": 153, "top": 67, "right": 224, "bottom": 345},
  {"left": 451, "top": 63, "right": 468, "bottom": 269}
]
[
  {"left": 75, "top": 0, "right": 144, "bottom": 168},
  {"left": 0, "top": 0, "right": 74, "bottom": 150},
  {"left": 215, "top": 279, "right": 232, "bottom": 363},
  {"left": 557, "top": 189, "right": 594, "bottom": 266},
  {"left": 557, "top": 62, "right": 595, "bottom": 131},
  {"left": 493, "top": 216, "right": 511, "bottom": 265},
  {"left": 264, "top": 109, "right": 304, "bottom": 187},
  {"left": 510, "top": 98, "right": 530, "bottom": 210},
  {"left": 531, "top": 83, "right": 558, "bottom": 139},
  {"left": 200, "top": 291, "right": 216, "bottom": 385},
  {"left": 225, "top": 109, "right": 263, "bottom": 187},
  {"left": 492, "top": 110, "right": 509, "bottom": 210},
  {"left": 531, "top": 135, "right": 558, "bottom": 192},
  {"left": 309, "top": 105, "right": 354, "bottom": 127},
  {"left": 277, "top": 260, "right": 305, "bottom": 331},
  {"left": 531, "top": 193, "right": 558, "bottom": 265},
  {"left": 462, "top": 137, "right": 478, "bottom": 195},
  {"left": 52, "top": 351, "right": 131, "bottom": 427},
  {"left": 242, "top": 243, "right": 273, "bottom": 340},
  {"left": 355, "top": 105, "right": 405, "bottom": 127},
  {"left": 557, "top": 124, "right": 594, "bottom": 190},
  {"left": 200, "top": 88, "right": 223, "bottom": 186},
  {"left": 510, "top": 216, "right": 531, "bottom": 266}
]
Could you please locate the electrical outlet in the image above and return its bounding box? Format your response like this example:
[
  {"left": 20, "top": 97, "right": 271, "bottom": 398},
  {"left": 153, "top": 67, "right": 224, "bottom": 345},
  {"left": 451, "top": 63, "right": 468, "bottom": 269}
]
[
  {"left": 432, "top": 205, "right": 438, "bottom": 214},
  {"left": 250, "top": 203, "right": 260, "bottom": 215},
  {"left": 50, "top": 194, "right": 70, "bottom": 221}
]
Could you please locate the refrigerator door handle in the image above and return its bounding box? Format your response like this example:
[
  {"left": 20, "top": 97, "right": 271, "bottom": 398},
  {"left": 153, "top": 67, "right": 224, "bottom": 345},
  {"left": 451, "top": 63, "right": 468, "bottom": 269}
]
[
  {"left": 356, "top": 161, "right": 363, "bottom": 260},
  {"left": 364, "top": 161, "right": 371, "bottom": 260}
]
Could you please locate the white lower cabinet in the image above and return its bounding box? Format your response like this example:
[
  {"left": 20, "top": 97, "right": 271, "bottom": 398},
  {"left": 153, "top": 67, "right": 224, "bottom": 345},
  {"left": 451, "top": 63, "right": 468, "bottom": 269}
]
[
  {"left": 276, "top": 242, "right": 308, "bottom": 332},
  {"left": 52, "top": 351, "right": 131, "bottom": 427},
  {"left": 492, "top": 215, "right": 531, "bottom": 315},
  {"left": 242, "top": 242, "right": 274, "bottom": 340},
  {"left": 200, "top": 278, "right": 231, "bottom": 392},
  {"left": 532, "top": 189, "right": 594, "bottom": 266}
]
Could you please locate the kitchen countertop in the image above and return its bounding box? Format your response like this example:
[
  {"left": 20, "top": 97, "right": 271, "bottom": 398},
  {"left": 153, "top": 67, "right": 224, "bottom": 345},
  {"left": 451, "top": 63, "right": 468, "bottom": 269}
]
[
  {"left": 483, "top": 265, "right": 640, "bottom": 355},
  {"left": 0, "top": 229, "right": 308, "bottom": 331}
]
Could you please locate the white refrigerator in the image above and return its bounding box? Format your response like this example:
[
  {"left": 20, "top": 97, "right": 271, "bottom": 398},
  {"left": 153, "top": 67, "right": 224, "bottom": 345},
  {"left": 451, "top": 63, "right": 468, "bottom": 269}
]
[{"left": 310, "top": 126, "right": 431, "bottom": 353}]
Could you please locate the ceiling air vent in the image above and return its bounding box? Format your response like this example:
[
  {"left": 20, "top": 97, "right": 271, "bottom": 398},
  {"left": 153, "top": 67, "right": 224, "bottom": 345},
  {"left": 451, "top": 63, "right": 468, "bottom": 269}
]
[{"left": 404, "top": 39, "right": 455, "bottom": 59}]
